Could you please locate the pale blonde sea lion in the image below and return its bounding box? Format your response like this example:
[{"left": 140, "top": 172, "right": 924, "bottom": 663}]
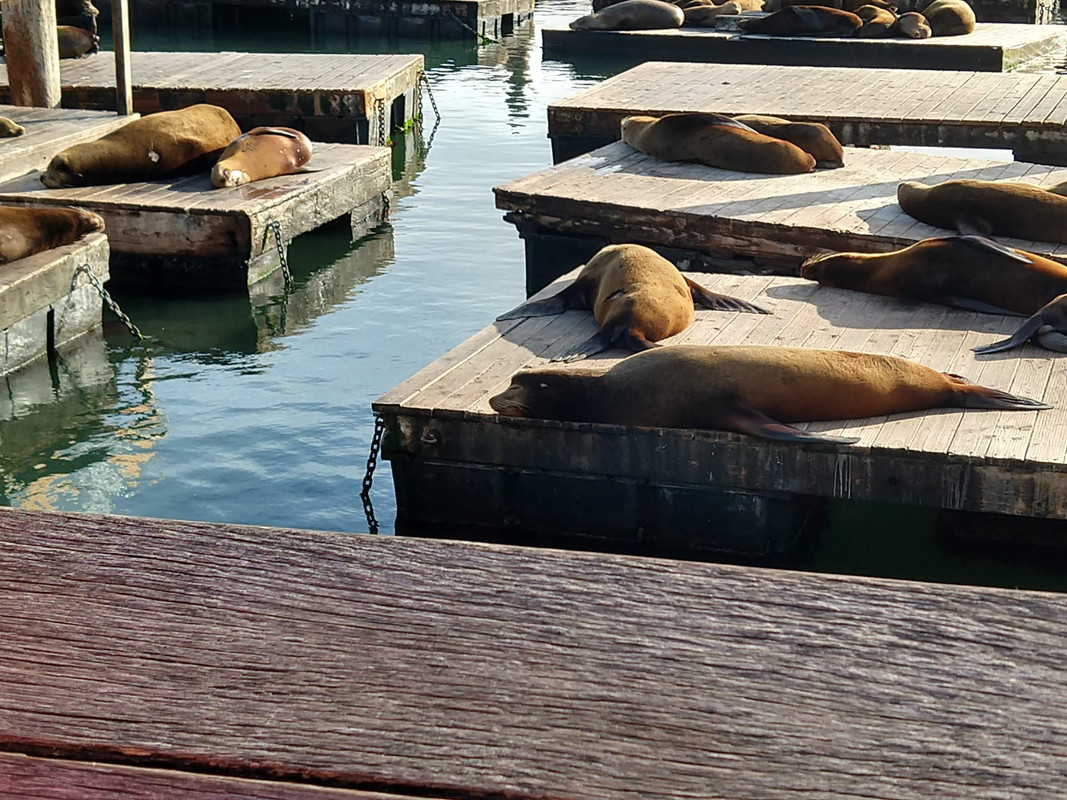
[
  {"left": 571, "top": 0, "right": 684, "bottom": 30},
  {"left": 920, "top": 0, "right": 974, "bottom": 35},
  {"left": 210, "top": 127, "right": 314, "bottom": 188}
]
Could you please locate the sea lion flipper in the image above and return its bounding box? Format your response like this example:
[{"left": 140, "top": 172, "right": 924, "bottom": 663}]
[
  {"left": 954, "top": 215, "right": 993, "bottom": 237},
  {"left": 250, "top": 127, "right": 301, "bottom": 139},
  {"left": 972, "top": 314, "right": 1049, "bottom": 354},
  {"left": 685, "top": 277, "right": 770, "bottom": 314},
  {"left": 496, "top": 284, "right": 583, "bottom": 321},
  {"left": 958, "top": 387, "right": 1051, "bottom": 410},
  {"left": 725, "top": 404, "right": 861, "bottom": 444},
  {"left": 944, "top": 296, "right": 1025, "bottom": 317},
  {"left": 1035, "top": 331, "right": 1067, "bottom": 353},
  {"left": 553, "top": 334, "right": 612, "bottom": 363},
  {"left": 954, "top": 233, "right": 1031, "bottom": 265}
]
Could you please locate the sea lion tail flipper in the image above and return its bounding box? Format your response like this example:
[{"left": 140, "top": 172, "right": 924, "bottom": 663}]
[
  {"left": 496, "top": 284, "right": 582, "bottom": 321},
  {"left": 958, "top": 386, "right": 1052, "bottom": 410},
  {"left": 725, "top": 404, "right": 861, "bottom": 444},
  {"left": 553, "top": 332, "right": 614, "bottom": 363},
  {"left": 972, "top": 314, "right": 1049, "bottom": 354},
  {"left": 1036, "top": 331, "right": 1067, "bottom": 353},
  {"left": 685, "top": 277, "right": 770, "bottom": 314}
]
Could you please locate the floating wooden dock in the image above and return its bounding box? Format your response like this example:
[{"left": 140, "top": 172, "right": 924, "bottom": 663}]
[
  {"left": 495, "top": 143, "right": 1067, "bottom": 293},
  {"left": 0, "top": 233, "right": 109, "bottom": 376},
  {"left": 376, "top": 266, "right": 1067, "bottom": 550},
  {"left": 0, "top": 144, "right": 391, "bottom": 291},
  {"left": 542, "top": 23, "right": 1065, "bottom": 73},
  {"left": 0, "top": 105, "right": 136, "bottom": 181},
  {"left": 0, "top": 51, "right": 424, "bottom": 145},
  {"left": 548, "top": 62, "right": 1067, "bottom": 166},
  {"left": 4, "top": 505, "right": 1067, "bottom": 797}
]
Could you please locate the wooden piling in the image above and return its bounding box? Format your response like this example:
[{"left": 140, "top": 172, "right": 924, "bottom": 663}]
[{"left": 2, "top": 0, "right": 61, "bottom": 108}]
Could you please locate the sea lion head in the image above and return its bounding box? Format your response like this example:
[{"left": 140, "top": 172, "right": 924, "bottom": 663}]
[
  {"left": 490, "top": 368, "right": 601, "bottom": 420},
  {"left": 73, "top": 208, "right": 107, "bottom": 235},
  {"left": 893, "top": 11, "right": 931, "bottom": 37},
  {"left": 800, "top": 250, "right": 871, "bottom": 289},
  {"left": 0, "top": 117, "right": 25, "bottom": 138},
  {"left": 41, "top": 152, "right": 83, "bottom": 189},
  {"left": 210, "top": 162, "right": 249, "bottom": 188}
]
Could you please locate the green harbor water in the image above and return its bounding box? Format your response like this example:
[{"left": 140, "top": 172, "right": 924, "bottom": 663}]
[{"left": 3, "top": 1, "right": 1067, "bottom": 591}]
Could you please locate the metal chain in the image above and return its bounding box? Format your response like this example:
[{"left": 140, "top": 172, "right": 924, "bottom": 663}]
[
  {"left": 266, "top": 221, "right": 293, "bottom": 289},
  {"left": 381, "top": 191, "right": 391, "bottom": 222},
  {"left": 418, "top": 72, "right": 441, "bottom": 123},
  {"left": 360, "top": 414, "right": 386, "bottom": 535},
  {"left": 70, "top": 263, "right": 143, "bottom": 340},
  {"left": 375, "top": 97, "right": 388, "bottom": 147},
  {"left": 447, "top": 10, "right": 498, "bottom": 44}
]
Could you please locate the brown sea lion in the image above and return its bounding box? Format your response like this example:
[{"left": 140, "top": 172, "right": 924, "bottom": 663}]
[
  {"left": 57, "top": 24, "right": 98, "bottom": 58},
  {"left": 570, "top": 0, "right": 684, "bottom": 30},
  {"left": 801, "top": 236, "right": 1067, "bottom": 316},
  {"left": 0, "top": 117, "right": 25, "bottom": 137},
  {"left": 732, "top": 114, "right": 844, "bottom": 169},
  {"left": 739, "top": 6, "right": 863, "bottom": 36},
  {"left": 488, "top": 344, "right": 1049, "bottom": 444},
  {"left": 920, "top": 0, "right": 974, "bottom": 35},
  {"left": 55, "top": 0, "right": 99, "bottom": 33},
  {"left": 891, "top": 11, "right": 931, "bottom": 37},
  {"left": 41, "top": 104, "right": 241, "bottom": 188},
  {"left": 210, "top": 127, "right": 314, "bottom": 189},
  {"left": 780, "top": 0, "right": 896, "bottom": 9},
  {"left": 898, "top": 179, "right": 1067, "bottom": 245},
  {"left": 854, "top": 4, "right": 897, "bottom": 36},
  {"left": 496, "top": 243, "right": 768, "bottom": 360},
  {"left": 593, "top": 0, "right": 628, "bottom": 10},
  {"left": 973, "top": 294, "right": 1067, "bottom": 355},
  {"left": 0, "top": 205, "right": 104, "bottom": 263},
  {"left": 685, "top": 1, "right": 743, "bottom": 24},
  {"left": 622, "top": 113, "right": 816, "bottom": 175}
]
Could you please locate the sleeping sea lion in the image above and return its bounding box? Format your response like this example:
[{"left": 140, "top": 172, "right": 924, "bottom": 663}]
[
  {"left": 973, "top": 294, "right": 1067, "bottom": 355},
  {"left": 210, "top": 127, "right": 314, "bottom": 188},
  {"left": 685, "top": 1, "right": 743, "bottom": 24},
  {"left": 570, "top": 0, "right": 684, "bottom": 30},
  {"left": 41, "top": 104, "right": 241, "bottom": 188},
  {"left": 891, "top": 11, "right": 931, "bottom": 37},
  {"left": 0, "top": 205, "right": 104, "bottom": 263},
  {"left": 496, "top": 243, "right": 769, "bottom": 361},
  {"left": 592, "top": 0, "right": 628, "bottom": 10},
  {"left": 0, "top": 117, "right": 25, "bottom": 137},
  {"left": 898, "top": 179, "right": 1067, "bottom": 246},
  {"left": 488, "top": 344, "right": 1049, "bottom": 444},
  {"left": 781, "top": 0, "right": 895, "bottom": 9},
  {"left": 57, "top": 25, "right": 98, "bottom": 58},
  {"left": 732, "top": 114, "right": 844, "bottom": 169},
  {"left": 622, "top": 113, "right": 816, "bottom": 174},
  {"left": 854, "top": 4, "right": 897, "bottom": 36},
  {"left": 920, "top": 0, "right": 974, "bottom": 34},
  {"left": 739, "top": 6, "right": 863, "bottom": 36},
  {"left": 801, "top": 236, "right": 1067, "bottom": 316}
]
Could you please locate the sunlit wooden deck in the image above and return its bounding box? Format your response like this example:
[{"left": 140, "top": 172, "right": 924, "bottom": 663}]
[
  {"left": 0, "top": 105, "right": 136, "bottom": 181},
  {"left": 4, "top": 505, "right": 1067, "bottom": 797},
  {"left": 547, "top": 62, "right": 1067, "bottom": 165}
]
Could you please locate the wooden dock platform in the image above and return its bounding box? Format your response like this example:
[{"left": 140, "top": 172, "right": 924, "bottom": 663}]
[
  {"left": 542, "top": 23, "right": 1065, "bottom": 73},
  {"left": 0, "top": 105, "right": 136, "bottom": 182},
  {"left": 0, "top": 51, "right": 425, "bottom": 145},
  {"left": 4, "top": 505, "right": 1067, "bottom": 797},
  {"left": 375, "top": 266, "right": 1067, "bottom": 549},
  {"left": 0, "top": 233, "right": 109, "bottom": 376},
  {"left": 495, "top": 143, "right": 1067, "bottom": 293},
  {"left": 0, "top": 144, "right": 391, "bottom": 291},
  {"left": 548, "top": 62, "right": 1067, "bottom": 166}
]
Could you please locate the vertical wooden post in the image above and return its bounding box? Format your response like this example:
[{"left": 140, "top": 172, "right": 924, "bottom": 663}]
[
  {"left": 112, "top": 0, "right": 134, "bottom": 115},
  {"left": 2, "top": 0, "right": 61, "bottom": 107}
]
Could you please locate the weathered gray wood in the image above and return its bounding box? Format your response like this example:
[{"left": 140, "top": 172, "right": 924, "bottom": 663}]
[
  {"left": 2, "top": 0, "right": 60, "bottom": 108},
  {"left": 3, "top": 506, "right": 1067, "bottom": 799},
  {"left": 0, "top": 753, "right": 432, "bottom": 800},
  {"left": 0, "top": 105, "right": 137, "bottom": 181},
  {"left": 111, "top": 0, "right": 133, "bottom": 115},
  {"left": 542, "top": 24, "right": 1066, "bottom": 73}
]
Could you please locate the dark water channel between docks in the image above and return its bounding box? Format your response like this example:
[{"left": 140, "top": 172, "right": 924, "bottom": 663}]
[{"left": 3, "top": 0, "right": 1067, "bottom": 590}]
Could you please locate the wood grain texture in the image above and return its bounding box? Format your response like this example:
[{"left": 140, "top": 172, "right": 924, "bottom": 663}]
[
  {"left": 376, "top": 271, "right": 1067, "bottom": 519},
  {"left": 0, "top": 105, "right": 136, "bottom": 182},
  {"left": 1, "top": 0, "right": 61, "bottom": 108},
  {"left": 2, "top": 506, "right": 1067, "bottom": 799}
]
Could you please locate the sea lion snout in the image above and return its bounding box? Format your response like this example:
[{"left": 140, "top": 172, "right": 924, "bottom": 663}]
[
  {"left": 76, "top": 209, "right": 106, "bottom": 234},
  {"left": 211, "top": 163, "right": 247, "bottom": 188},
  {"left": 41, "top": 154, "right": 77, "bottom": 188},
  {"left": 489, "top": 381, "right": 530, "bottom": 416}
]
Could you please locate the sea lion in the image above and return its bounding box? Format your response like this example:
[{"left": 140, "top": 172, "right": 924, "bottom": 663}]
[
  {"left": 570, "top": 0, "right": 684, "bottom": 30},
  {"left": 685, "top": 1, "right": 743, "bottom": 24},
  {"left": 891, "top": 11, "right": 931, "bottom": 37},
  {"left": 210, "top": 127, "right": 314, "bottom": 188},
  {"left": 55, "top": 0, "right": 99, "bottom": 33},
  {"left": 920, "top": 0, "right": 974, "bottom": 35},
  {"left": 488, "top": 344, "right": 1049, "bottom": 444},
  {"left": 0, "top": 205, "right": 104, "bottom": 263},
  {"left": 780, "top": 0, "right": 896, "bottom": 9},
  {"left": 0, "top": 117, "right": 25, "bottom": 137},
  {"left": 622, "top": 113, "right": 816, "bottom": 175},
  {"left": 496, "top": 243, "right": 769, "bottom": 360},
  {"left": 854, "top": 4, "right": 897, "bottom": 36},
  {"left": 41, "top": 104, "right": 241, "bottom": 188},
  {"left": 801, "top": 236, "right": 1067, "bottom": 316},
  {"left": 739, "top": 6, "right": 863, "bottom": 36},
  {"left": 972, "top": 293, "right": 1067, "bottom": 354},
  {"left": 57, "top": 24, "right": 98, "bottom": 58},
  {"left": 732, "top": 114, "right": 844, "bottom": 169},
  {"left": 898, "top": 179, "right": 1067, "bottom": 246}
]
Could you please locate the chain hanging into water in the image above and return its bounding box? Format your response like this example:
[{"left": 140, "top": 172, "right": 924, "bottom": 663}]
[
  {"left": 416, "top": 72, "right": 442, "bottom": 157},
  {"left": 70, "top": 263, "right": 144, "bottom": 340},
  {"left": 447, "top": 10, "right": 498, "bottom": 44},
  {"left": 361, "top": 414, "right": 386, "bottom": 535},
  {"left": 266, "top": 221, "right": 293, "bottom": 289},
  {"left": 418, "top": 72, "right": 441, "bottom": 123},
  {"left": 374, "top": 97, "right": 388, "bottom": 147}
]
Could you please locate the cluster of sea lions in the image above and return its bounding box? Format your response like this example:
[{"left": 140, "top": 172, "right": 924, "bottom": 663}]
[
  {"left": 570, "top": 0, "right": 972, "bottom": 36},
  {"left": 39, "top": 104, "right": 315, "bottom": 190}
]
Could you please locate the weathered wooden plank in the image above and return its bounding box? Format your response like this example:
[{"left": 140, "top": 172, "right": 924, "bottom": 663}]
[
  {"left": 5, "top": 506, "right": 1067, "bottom": 798},
  {"left": 0, "top": 105, "right": 137, "bottom": 181}
]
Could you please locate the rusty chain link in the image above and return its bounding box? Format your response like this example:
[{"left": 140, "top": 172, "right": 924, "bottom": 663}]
[
  {"left": 361, "top": 414, "right": 386, "bottom": 534},
  {"left": 70, "top": 263, "right": 144, "bottom": 340},
  {"left": 266, "top": 221, "right": 293, "bottom": 289}
]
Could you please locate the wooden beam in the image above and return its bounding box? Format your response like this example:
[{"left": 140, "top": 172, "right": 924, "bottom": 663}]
[
  {"left": 1, "top": 0, "right": 60, "bottom": 108},
  {"left": 111, "top": 0, "right": 133, "bottom": 115}
]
